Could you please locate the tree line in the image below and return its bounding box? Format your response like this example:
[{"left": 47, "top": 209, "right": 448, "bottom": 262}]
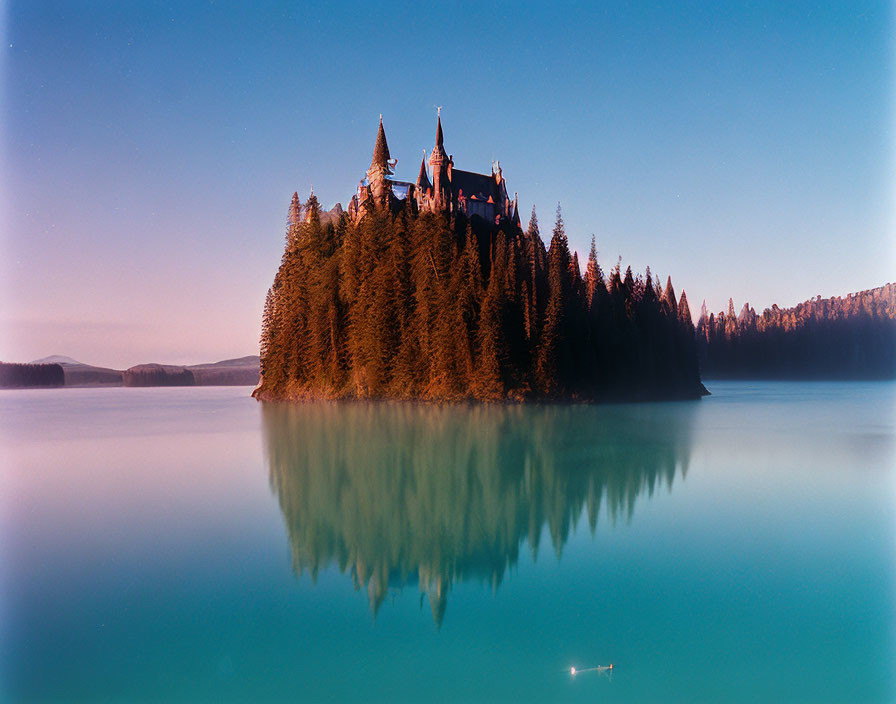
[
  {"left": 255, "top": 193, "right": 706, "bottom": 402},
  {"left": 696, "top": 283, "right": 896, "bottom": 379},
  {"left": 0, "top": 362, "right": 64, "bottom": 388},
  {"left": 122, "top": 364, "right": 196, "bottom": 387}
]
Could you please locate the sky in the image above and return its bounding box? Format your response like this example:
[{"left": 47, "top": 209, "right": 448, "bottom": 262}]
[{"left": 1, "top": 0, "right": 893, "bottom": 369}]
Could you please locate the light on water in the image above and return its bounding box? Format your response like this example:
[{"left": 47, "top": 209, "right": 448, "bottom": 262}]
[
  {"left": 1, "top": 382, "right": 894, "bottom": 702},
  {"left": 570, "top": 664, "right": 613, "bottom": 676}
]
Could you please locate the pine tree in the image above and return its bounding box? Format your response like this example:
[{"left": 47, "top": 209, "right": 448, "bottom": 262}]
[
  {"left": 352, "top": 209, "right": 394, "bottom": 394},
  {"left": 536, "top": 204, "right": 572, "bottom": 394},
  {"left": 386, "top": 212, "right": 416, "bottom": 395},
  {"left": 474, "top": 236, "right": 507, "bottom": 399},
  {"left": 524, "top": 206, "right": 546, "bottom": 345},
  {"left": 454, "top": 228, "right": 483, "bottom": 383},
  {"left": 260, "top": 287, "right": 275, "bottom": 378},
  {"left": 287, "top": 192, "right": 302, "bottom": 237},
  {"left": 427, "top": 213, "right": 464, "bottom": 397},
  {"left": 584, "top": 236, "right": 600, "bottom": 310},
  {"left": 299, "top": 192, "right": 340, "bottom": 390},
  {"left": 724, "top": 297, "right": 738, "bottom": 339},
  {"left": 663, "top": 276, "right": 677, "bottom": 317},
  {"left": 678, "top": 291, "right": 693, "bottom": 327}
]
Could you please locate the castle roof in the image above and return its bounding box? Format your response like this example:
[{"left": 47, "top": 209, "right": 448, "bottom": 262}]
[
  {"left": 371, "top": 116, "right": 392, "bottom": 171},
  {"left": 450, "top": 169, "right": 501, "bottom": 203},
  {"left": 357, "top": 112, "right": 512, "bottom": 220},
  {"left": 430, "top": 114, "right": 447, "bottom": 164},
  {"left": 416, "top": 155, "right": 431, "bottom": 191}
]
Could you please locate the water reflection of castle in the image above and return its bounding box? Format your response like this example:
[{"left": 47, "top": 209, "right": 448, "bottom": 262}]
[{"left": 262, "top": 402, "right": 696, "bottom": 626}]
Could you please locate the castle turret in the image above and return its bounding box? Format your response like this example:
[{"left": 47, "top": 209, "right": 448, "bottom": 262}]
[
  {"left": 367, "top": 115, "right": 395, "bottom": 204},
  {"left": 416, "top": 150, "right": 431, "bottom": 193},
  {"left": 429, "top": 109, "right": 450, "bottom": 210}
]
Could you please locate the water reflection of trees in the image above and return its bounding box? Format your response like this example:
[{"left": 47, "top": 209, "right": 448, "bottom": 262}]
[{"left": 262, "top": 401, "right": 696, "bottom": 624}]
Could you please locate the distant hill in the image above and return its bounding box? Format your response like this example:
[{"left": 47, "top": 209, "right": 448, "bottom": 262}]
[
  {"left": 30, "top": 355, "right": 84, "bottom": 366},
  {"left": 10, "top": 354, "right": 259, "bottom": 388},
  {"left": 187, "top": 356, "right": 259, "bottom": 385},
  {"left": 188, "top": 355, "right": 259, "bottom": 368},
  {"left": 30, "top": 354, "right": 123, "bottom": 385}
]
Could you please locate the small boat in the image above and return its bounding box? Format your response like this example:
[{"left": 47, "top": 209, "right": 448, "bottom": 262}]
[{"left": 570, "top": 664, "right": 613, "bottom": 676}]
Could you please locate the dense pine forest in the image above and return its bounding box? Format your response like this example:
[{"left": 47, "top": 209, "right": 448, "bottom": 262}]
[
  {"left": 697, "top": 283, "right": 896, "bottom": 379},
  {"left": 255, "top": 193, "right": 706, "bottom": 402}
]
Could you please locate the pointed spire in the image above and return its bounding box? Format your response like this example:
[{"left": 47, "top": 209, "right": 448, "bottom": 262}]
[
  {"left": 370, "top": 115, "right": 392, "bottom": 173},
  {"left": 430, "top": 108, "right": 447, "bottom": 165},
  {"left": 416, "top": 151, "right": 431, "bottom": 191}
]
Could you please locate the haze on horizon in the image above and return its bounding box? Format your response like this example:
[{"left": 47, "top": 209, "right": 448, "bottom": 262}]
[{"left": 1, "top": 1, "right": 893, "bottom": 370}]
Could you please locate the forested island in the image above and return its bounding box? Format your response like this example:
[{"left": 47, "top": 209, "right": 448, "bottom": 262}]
[
  {"left": 697, "top": 283, "right": 896, "bottom": 379},
  {"left": 255, "top": 116, "right": 706, "bottom": 402},
  {"left": 255, "top": 195, "right": 706, "bottom": 402}
]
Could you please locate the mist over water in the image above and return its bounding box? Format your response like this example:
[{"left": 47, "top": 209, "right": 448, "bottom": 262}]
[{"left": 2, "top": 383, "right": 893, "bottom": 702}]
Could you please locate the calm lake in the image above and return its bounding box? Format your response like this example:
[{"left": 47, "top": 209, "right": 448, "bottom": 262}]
[{"left": 2, "top": 382, "right": 894, "bottom": 702}]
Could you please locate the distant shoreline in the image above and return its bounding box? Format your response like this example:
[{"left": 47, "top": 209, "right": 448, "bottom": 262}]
[{"left": 0, "top": 356, "right": 260, "bottom": 390}]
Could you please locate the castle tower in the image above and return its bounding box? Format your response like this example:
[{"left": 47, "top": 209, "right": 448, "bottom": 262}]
[
  {"left": 428, "top": 109, "right": 451, "bottom": 210},
  {"left": 416, "top": 150, "right": 431, "bottom": 193},
  {"left": 367, "top": 115, "right": 394, "bottom": 204}
]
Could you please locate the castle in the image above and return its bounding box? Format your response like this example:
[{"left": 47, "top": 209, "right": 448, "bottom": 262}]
[{"left": 347, "top": 111, "right": 521, "bottom": 227}]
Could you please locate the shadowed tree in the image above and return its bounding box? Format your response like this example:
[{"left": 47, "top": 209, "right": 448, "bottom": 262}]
[
  {"left": 535, "top": 205, "right": 573, "bottom": 395},
  {"left": 259, "top": 287, "right": 275, "bottom": 378},
  {"left": 473, "top": 237, "right": 507, "bottom": 399},
  {"left": 287, "top": 191, "right": 302, "bottom": 232}
]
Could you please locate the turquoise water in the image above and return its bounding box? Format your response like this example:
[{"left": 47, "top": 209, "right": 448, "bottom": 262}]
[{"left": 1, "top": 382, "right": 894, "bottom": 702}]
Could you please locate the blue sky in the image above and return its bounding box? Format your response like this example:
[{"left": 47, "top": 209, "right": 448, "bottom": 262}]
[{"left": 2, "top": 1, "right": 893, "bottom": 368}]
